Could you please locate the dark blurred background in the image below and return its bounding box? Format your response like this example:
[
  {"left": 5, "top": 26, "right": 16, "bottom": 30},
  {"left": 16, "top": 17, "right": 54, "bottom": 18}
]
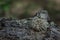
[{"left": 0, "top": 0, "right": 60, "bottom": 26}]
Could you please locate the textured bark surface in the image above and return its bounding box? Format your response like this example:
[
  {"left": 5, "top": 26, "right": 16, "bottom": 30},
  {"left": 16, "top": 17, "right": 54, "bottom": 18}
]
[{"left": 0, "top": 10, "right": 59, "bottom": 40}]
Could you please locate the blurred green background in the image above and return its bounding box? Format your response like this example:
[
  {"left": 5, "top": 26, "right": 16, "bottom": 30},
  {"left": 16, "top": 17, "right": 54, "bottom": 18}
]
[{"left": 0, "top": 0, "right": 60, "bottom": 24}]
